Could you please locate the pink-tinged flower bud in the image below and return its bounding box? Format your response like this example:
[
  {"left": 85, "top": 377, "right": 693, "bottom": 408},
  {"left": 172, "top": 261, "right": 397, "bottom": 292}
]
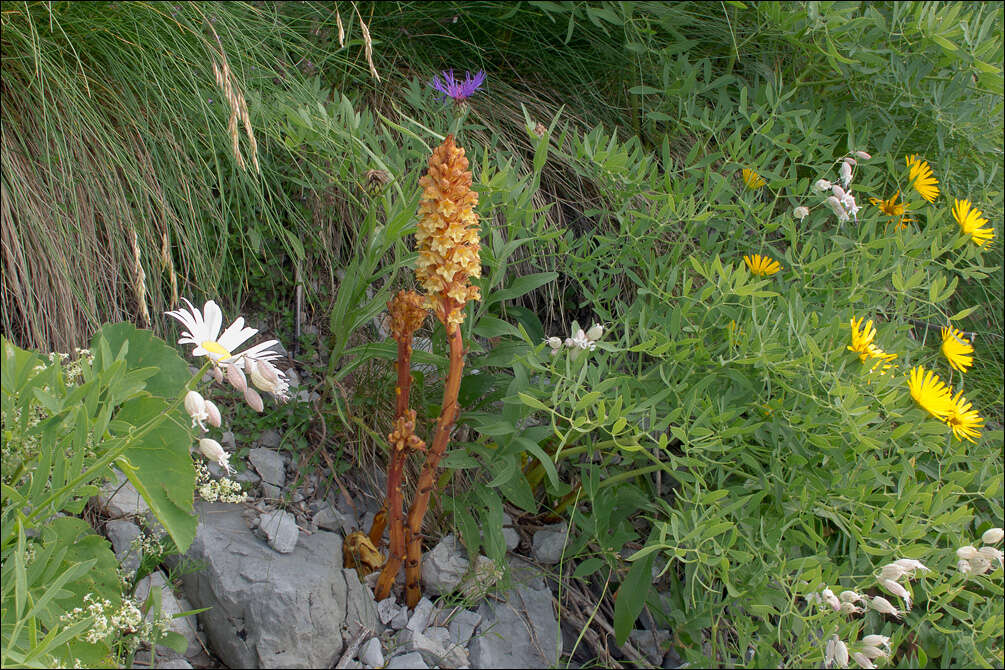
[
  {"left": 859, "top": 646, "right": 888, "bottom": 661},
  {"left": 839, "top": 590, "right": 863, "bottom": 603},
  {"left": 184, "top": 390, "right": 209, "bottom": 431},
  {"left": 825, "top": 636, "right": 849, "bottom": 668},
  {"left": 244, "top": 387, "right": 264, "bottom": 412},
  {"left": 861, "top": 635, "right": 890, "bottom": 650},
  {"left": 198, "top": 438, "right": 233, "bottom": 474},
  {"left": 813, "top": 179, "right": 833, "bottom": 193},
  {"left": 869, "top": 595, "right": 901, "bottom": 618},
  {"left": 855, "top": 151, "right": 872, "bottom": 160},
  {"left": 977, "top": 545, "right": 1003, "bottom": 569},
  {"left": 840, "top": 161, "right": 853, "bottom": 187},
  {"left": 851, "top": 651, "right": 876, "bottom": 669},
  {"left": 205, "top": 399, "right": 222, "bottom": 428},
  {"left": 258, "top": 359, "right": 281, "bottom": 385},
  {"left": 210, "top": 366, "right": 224, "bottom": 384},
  {"left": 839, "top": 601, "right": 863, "bottom": 615},
  {"left": 957, "top": 545, "right": 980, "bottom": 560},
  {"left": 893, "top": 558, "right": 930, "bottom": 575},
  {"left": 793, "top": 206, "right": 810, "bottom": 220},
  {"left": 226, "top": 363, "right": 247, "bottom": 393},
  {"left": 586, "top": 324, "right": 604, "bottom": 342},
  {"left": 842, "top": 157, "right": 857, "bottom": 166},
  {"left": 982, "top": 527, "right": 1004, "bottom": 545},
  {"left": 826, "top": 196, "right": 850, "bottom": 222},
  {"left": 831, "top": 184, "right": 846, "bottom": 200},
  {"left": 880, "top": 579, "right": 911, "bottom": 610},
  {"left": 879, "top": 563, "right": 905, "bottom": 581},
  {"left": 546, "top": 336, "right": 562, "bottom": 350},
  {"left": 822, "top": 588, "right": 841, "bottom": 612}
]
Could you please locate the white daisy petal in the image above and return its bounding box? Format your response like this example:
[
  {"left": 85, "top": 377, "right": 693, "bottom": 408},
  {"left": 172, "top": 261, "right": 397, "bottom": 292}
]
[{"left": 218, "top": 317, "right": 259, "bottom": 354}]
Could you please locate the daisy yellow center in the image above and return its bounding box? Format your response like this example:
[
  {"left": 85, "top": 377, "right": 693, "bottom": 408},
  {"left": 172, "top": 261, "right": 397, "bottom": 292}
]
[{"left": 202, "top": 340, "right": 232, "bottom": 360}]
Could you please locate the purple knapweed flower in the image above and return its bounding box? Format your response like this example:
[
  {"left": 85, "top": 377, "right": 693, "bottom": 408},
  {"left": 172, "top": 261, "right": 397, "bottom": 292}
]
[{"left": 430, "top": 69, "right": 486, "bottom": 103}]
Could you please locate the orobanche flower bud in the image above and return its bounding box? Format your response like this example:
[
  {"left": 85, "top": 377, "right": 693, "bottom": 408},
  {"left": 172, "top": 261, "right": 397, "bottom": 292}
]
[
  {"left": 586, "top": 324, "right": 604, "bottom": 342},
  {"left": 982, "top": 527, "right": 1004, "bottom": 545},
  {"left": 793, "top": 206, "right": 810, "bottom": 220},
  {"left": 184, "top": 390, "right": 209, "bottom": 431},
  {"left": 869, "top": 595, "right": 901, "bottom": 618},
  {"left": 851, "top": 651, "right": 876, "bottom": 669},
  {"left": 198, "top": 438, "right": 233, "bottom": 474},
  {"left": 814, "top": 179, "right": 833, "bottom": 193},
  {"left": 205, "top": 399, "right": 222, "bottom": 428},
  {"left": 957, "top": 545, "right": 980, "bottom": 560}
]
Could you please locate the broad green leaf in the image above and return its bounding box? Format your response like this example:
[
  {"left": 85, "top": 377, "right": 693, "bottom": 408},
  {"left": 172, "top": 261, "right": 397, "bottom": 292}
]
[
  {"left": 92, "top": 323, "right": 190, "bottom": 399},
  {"left": 614, "top": 551, "right": 655, "bottom": 646}
]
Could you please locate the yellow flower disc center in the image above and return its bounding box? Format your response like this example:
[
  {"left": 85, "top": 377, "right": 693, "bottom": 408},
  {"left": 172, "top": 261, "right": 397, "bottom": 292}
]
[{"left": 201, "top": 340, "right": 232, "bottom": 360}]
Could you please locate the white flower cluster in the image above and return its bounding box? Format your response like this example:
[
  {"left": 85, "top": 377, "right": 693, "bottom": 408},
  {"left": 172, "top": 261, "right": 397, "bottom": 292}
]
[
  {"left": 957, "top": 527, "right": 1004, "bottom": 576},
  {"left": 796, "top": 150, "right": 870, "bottom": 222},
  {"left": 194, "top": 461, "right": 246, "bottom": 503},
  {"left": 544, "top": 323, "right": 604, "bottom": 360},
  {"left": 826, "top": 634, "right": 892, "bottom": 669},
  {"left": 808, "top": 558, "right": 928, "bottom": 621},
  {"left": 60, "top": 594, "right": 146, "bottom": 645}
]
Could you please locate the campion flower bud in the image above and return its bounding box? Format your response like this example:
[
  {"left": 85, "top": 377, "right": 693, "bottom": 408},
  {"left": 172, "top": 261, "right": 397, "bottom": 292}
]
[
  {"left": 832, "top": 184, "right": 846, "bottom": 200},
  {"left": 205, "top": 399, "right": 222, "bottom": 428},
  {"left": 839, "top": 590, "right": 863, "bottom": 603},
  {"left": 814, "top": 179, "right": 833, "bottom": 193},
  {"left": 586, "top": 324, "right": 604, "bottom": 342},
  {"left": 210, "top": 366, "right": 224, "bottom": 384},
  {"left": 842, "top": 157, "right": 857, "bottom": 166},
  {"left": 859, "top": 646, "right": 888, "bottom": 661},
  {"left": 982, "top": 527, "right": 1004, "bottom": 545},
  {"left": 861, "top": 635, "right": 890, "bottom": 650},
  {"left": 545, "top": 336, "right": 562, "bottom": 350},
  {"left": 851, "top": 651, "right": 876, "bottom": 669},
  {"left": 822, "top": 588, "right": 841, "bottom": 612},
  {"left": 879, "top": 563, "right": 906, "bottom": 581},
  {"left": 244, "top": 386, "right": 264, "bottom": 413},
  {"left": 855, "top": 151, "right": 872, "bottom": 160},
  {"left": 839, "top": 601, "right": 863, "bottom": 615},
  {"left": 825, "top": 636, "right": 849, "bottom": 668},
  {"left": 977, "top": 545, "right": 1003, "bottom": 569},
  {"left": 880, "top": 579, "right": 911, "bottom": 610},
  {"left": 793, "top": 206, "right": 810, "bottom": 220},
  {"left": 840, "top": 161, "right": 853, "bottom": 187},
  {"left": 198, "top": 438, "right": 233, "bottom": 474},
  {"left": 957, "top": 545, "right": 980, "bottom": 560},
  {"left": 870, "top": 595, "right": 901, "bottom": 618},
  {"left": 957, "top": 558, "right": 973, "bottom": 575},
  {"left": 226, "top": 363, "right": 247, "bottom": 393},
  {"left": 827, "top": 196, "right": 850, "bottom": 222},
  {"left": 892, "top": 558, "right": 930, "bottom": 576},
  {"left": 184, "top": 391, "right": 209, "bottom": 431}
]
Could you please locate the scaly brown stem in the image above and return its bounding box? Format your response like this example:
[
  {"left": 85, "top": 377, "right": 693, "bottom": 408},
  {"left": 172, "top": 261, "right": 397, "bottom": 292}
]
[{"left": 403, "top": 323, "right": 465, "bottom": 608}]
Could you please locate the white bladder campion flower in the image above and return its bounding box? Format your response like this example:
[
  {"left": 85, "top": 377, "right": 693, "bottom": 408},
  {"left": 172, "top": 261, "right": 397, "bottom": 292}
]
[
  {"left": 839, "top": 590, "right": 863, "bottom": 603},
  {"left": 827, "top": 196, "right": 850, "bottom": 222},
  {"left": 869, "top": 595, "right": 901, "bottom": 618},
  {"left": 978, "top": 545, "right": 1003, "bottom": 569},
  {"left": 821, "top": 588, "right": 841, "bottom": 612},
  {"left": 205, "top": 399, "right": 222, "bottom": 428},
  {"left": 814, "top": 179, "right": 833, "bottom": 193},
  {"left": 166, "top": 298, "right": 280, "bottom": 366},
  {"left": 880, "top": 578, "right": 911, "bottom": 610},
  {"left": 793, "top": 206, "right": 810, "bottom": 220},
  {"left": 879, "top": 563, "right": 905, "bottom": 581},
  {"left": 892, "top": 558, "right": 930, "bottom": 576},
  {"left": 861, "top": 635, "right": 890, "bottom": 650},
  {"left": 851, "top": 651, "right": 876, "bottom": 669},
  {"left": 855, "top": 151, "right": 872, "bottom": 160},
  {"left": 586, "top": 323, "right": 604, "bottom": 341},
  {"left": 247, "top": 358, "right": 290, "bottom": 401},
  {"left": 825, "top": 636, "right": 849, "bottom": 668},
  {"left": 184, "top": 390, "right": 210, "bottom": 431},
  {"left": 957, "top": 545, "right": 980, "bottom": 561},
  {"left": 840, "top": 161, "right": 853, "bottom": 187},
  {"left": 982, "top": 527, "right": 1004, "bottom": 545},
  {"left": 198, "top": 438, "right": 233, "bottom": 474}
]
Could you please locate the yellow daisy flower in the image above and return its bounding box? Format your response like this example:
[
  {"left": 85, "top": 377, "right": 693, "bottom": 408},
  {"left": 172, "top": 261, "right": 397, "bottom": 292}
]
[
  {"left": 907, "top": 365, "right": 955, "bottom": 421},
  {"left": 869, "top": 190, "right": 914, "bottom": 230},
  {"left": 741, "top": 168, "right": 766, "bottom": 190},
  {"left": 743, "top": 254, "right": 781, "bottom": 276},
  {"left": 952, "top": 199, "right": 995, "bottom": 248},
  {"left": 940, "top": 327, "right": 974, "bottom": 373},
  {"left": 848, "top": 317, "right": 897, "bottom": 363},
  {"left": 944, "top": 390, "right": 984, "bottom": 443},
  {"left": 905, "top": 155, "right": 939, "bottom": 203}
]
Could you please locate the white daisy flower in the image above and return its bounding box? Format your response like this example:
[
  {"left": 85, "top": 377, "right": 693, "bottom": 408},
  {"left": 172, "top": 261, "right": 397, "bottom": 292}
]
[{"left": 166, "top": 298, "right": 280, "bottom": 366}]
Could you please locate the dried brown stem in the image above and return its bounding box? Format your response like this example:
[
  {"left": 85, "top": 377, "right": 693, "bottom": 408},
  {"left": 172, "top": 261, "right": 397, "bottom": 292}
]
[{"left": 403, "top": 323, "right": 465, "bottom": 607}]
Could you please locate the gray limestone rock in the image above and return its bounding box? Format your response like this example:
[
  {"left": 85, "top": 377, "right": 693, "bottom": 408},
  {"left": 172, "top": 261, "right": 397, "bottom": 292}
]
[
  {"left": 234, "top": 467, "right": 261, "bottom": 486},
  {"left": 261, "top": 482, "right": 282, "bottom": 500},
  {"left": 389, "top": 606, "right": 410, "bottom": 630},
  {"left": 96, "top": 470, "right": 150, "bottom": 519},
  {"left": 531, "top": 522, "right": 568, "bottom": 565},
  {"left": 469, "top": 559, "right": 561, "bottom": 669},
  {"left": 406, "top": 596, "right": 435, "bottom": 633},
  {"left": 259, "top": 509, "right": 299, "bottom": 554},
  {"left": 358, "top": 637, "right": 384, "bottom": 667},
  {"left": 259, "top": 429, "right": 282, "bottom": 449},
  {"left": 397, "top": 628, "right": 469, "bottom": 668},
  {"left": 105, "top": 519, "right": 142, "bottom": 576},
  {"left": 248, "top": 448, "right": 286, "bottom": 486},
  {"left": 447, "top": 609, "right": 482, "bottom": 647},
  {"left": 314, "top": 502, "right": 354, "bottom": 534},
  {"left": 501, "top": 513, "right": 520, "bottom": 553},
  {"left": 387, "top": 651, "right": 429, "bottom": 669},
  {"left": 377, "top": 597, "right": 400, "bottom": 625},
  {"left": 175, "top": 501, "right": 378, "bottom": 669},
  {"left": 627, "top": 629, "right": 671, "bottom": 666},
  {"left": 134, "top": 571, "right": 202, "bottom": 659},
  {"left": 156, "top": 659, "right": 194, "bottom": 669},
  {"left": 421, "top": 534, "right": 469, "bottom": 595}
]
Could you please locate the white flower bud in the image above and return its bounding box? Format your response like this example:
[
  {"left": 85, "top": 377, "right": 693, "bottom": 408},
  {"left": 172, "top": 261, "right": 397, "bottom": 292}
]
[
  {"left": 831, "top": 184, "right": 846, "bottom": 200},
  {"left": 855, "top": 151, "right": 872, "bottom": 160},
  {"left": 226, "top": 363, "right": 247, "bottom": 393},
  {"left": 880, "top": 579, "right": 911, "bottom": 610},
  {"left": 839, "top": 601, "right": 863, "bottom": 615},
  {"left": 793, "top": 206, "right": 810, "bottom": 220},
  {"left": 826, "top": 196, "right": 850, "bottom": 222},
  {"left": 822, "top": 588, "right": 841, "bottom": 612},
  {"left": 184, "top": 390, "right": 209, "bottom": 431},
  {"left": 893, "top": 558, "right": 930, "bottom": 575},
  {"left": 840, "top": 161, "right": 853, "bottom": 187},
  {"left": 879, "top": 563, "right": 905, "bottom": 581},
  {"left": 957, "top": 545, "right": 980, "bottom": 560},
  {"left": 210, "top": 366, "right": 224, "bottom": 384},
  {"left": 859, "top": 646, "right": 888, "bottom": 661},
  {"left": 546, "top": 336, "right": 562, "bottom": 350},
  {"left": 982, "top": 527, "right": 1004, "bottom": 545},
  {"left": 977, "top": 545, "right": 1003, "bottom": 569},
  {"left": 839, "top": 590, "right": 863, "bottom": 603},
  {"left": 869, "top": 596, "right": 901, "bottom": 618},
  {"left": 813, "top": 179, "right": 833, "bottom": 193},
  {"left": 861, "top": 635, "right": 890, "bottom": 650},
  {"left": 957, "top": 558, "right": 972, "bottom": 575},
  {"left": 244, "top": 387, "right": 264, "bottom": 413},
  {"left": 586, "top": 324, "right": 604, "bottom": 341},
  {"left": 198, "top": 438, "right": 233, "bottom": 474},
  {"left": 826, "top": 636, "right": 849, "bottom": 668},
  {"left": 842, "top": 157, "right": 857, "bottom": 166},
  {"left": 205, "top": 400, "right": 222, "bottom": 428},
  {"left": 851, "top": 651, "right": 876, "bottom": 669}
]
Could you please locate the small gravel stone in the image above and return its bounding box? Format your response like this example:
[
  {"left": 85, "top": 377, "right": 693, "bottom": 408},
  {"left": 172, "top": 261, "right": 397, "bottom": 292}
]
[
  {"left": 248, "top": 448, "right": 285, "bottom": 486},
  {"left": 386, "top": 651, "right": 428, "bottom": 669},
  {"left": 377, "top": 597, "right": 400, "bottom": 625},
  {"left": 447, "top": 609, "right": 481, "bottom": 646},
  {"left": 259, "top": 509, "right": 298, "bottom": 553},
  {"left": 259, "top": 429, "right": 282, "bottom": 448},
  {"left": 406, "top": 597, "right": 435, "bottom": 633},
  {"left": 358, "top": 637, "right": 384, "bottom": 667},
  {"left": 390, "top": 606, "right": 410, "bottom": 630},
  {"left": 531, "top": 522, "right": 568, "bottom": 564}
]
